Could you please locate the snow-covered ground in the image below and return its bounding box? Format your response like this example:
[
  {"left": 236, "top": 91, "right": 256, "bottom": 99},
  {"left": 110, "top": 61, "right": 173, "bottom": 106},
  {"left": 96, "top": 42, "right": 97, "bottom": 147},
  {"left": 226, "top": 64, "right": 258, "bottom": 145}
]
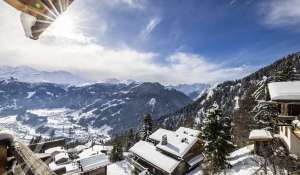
[
  {"left": 185, "top": 144, "right": 275, "bottom": 175},
  {"left": 224, "top": 144, "right": 275, "bottom": 175},
  {"left": 107, "top": 160, "right": 133, "bottom": 175},
  {"left": 187, "top": 167, "right": 203, "bottom": 175},
  {"left": 0, "top": 115, "right": 38, "bottom": 142}
]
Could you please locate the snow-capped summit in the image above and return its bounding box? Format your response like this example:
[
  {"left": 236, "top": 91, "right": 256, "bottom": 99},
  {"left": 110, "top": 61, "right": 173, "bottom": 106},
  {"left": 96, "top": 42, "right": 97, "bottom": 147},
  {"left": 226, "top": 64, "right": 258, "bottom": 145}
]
[
  {"left": 103, "top": 78, "right": 137, "bottom": 85},
  {"left": 167, "top": 83, "right": 210, "bottom": 100},
  {"left": 0, "top": 66, "right": 89, "bottom": 85}
]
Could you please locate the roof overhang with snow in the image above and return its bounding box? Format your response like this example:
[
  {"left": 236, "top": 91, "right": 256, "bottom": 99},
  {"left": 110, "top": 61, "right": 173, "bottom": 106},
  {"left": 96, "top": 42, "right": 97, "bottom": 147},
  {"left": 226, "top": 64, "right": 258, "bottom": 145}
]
[
  {"left": 79, "top": 154, "right": 110, "bottom": 172},
  {"left": 249, "top": 129, "right": 273, "bottom": 141},
  {"left": 129, "top": 141, "right": 180, "bottom": 174},
  {"left": 268, "top": 81, "right": 300, "bottom": 102}
]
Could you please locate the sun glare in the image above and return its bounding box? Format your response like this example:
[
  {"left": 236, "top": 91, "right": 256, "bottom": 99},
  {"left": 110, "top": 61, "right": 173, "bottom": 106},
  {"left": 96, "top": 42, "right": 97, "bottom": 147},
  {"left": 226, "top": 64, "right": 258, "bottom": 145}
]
[{"left": 44, "top": 11, "right": 87, "bottom": 42}]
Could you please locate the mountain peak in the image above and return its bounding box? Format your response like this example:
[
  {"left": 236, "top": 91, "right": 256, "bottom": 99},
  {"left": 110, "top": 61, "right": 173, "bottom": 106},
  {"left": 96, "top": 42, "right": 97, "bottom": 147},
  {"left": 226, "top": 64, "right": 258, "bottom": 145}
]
[{"left": 0, "top": 66, "right": 89, "bottom": 85}]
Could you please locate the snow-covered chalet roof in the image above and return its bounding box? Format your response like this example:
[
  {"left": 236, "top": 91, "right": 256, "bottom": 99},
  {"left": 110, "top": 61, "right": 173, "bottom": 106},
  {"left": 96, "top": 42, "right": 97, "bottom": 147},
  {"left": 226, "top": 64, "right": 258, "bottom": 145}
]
[
  {"left": 55, "top": 152, "right": 69, "bottom": 162},
  {"left": 45, "top": 146, "right": 64, "bottom": 155},
  {"left": 149, "top": 127, "right": 200, "bottom": 158},
  {"left": 268, "top": 81, "right": 300, "bottom": 102},
  {"left": 49, "top": 161, "right": 79, "bottom": 172},
  {"left": 149, "top": 128, "right": 175, "bottom": 142},
  {"left": 156, "top": 133, "right": 198, "bottom": 158},
  {"left": 176, "top": 127, "right": 201, "bottom": 137},
  {"left": 78, "top": 145, "right": 105, "bottom": 159},
  {"left": 79, "top": 154, "right": 109, "bottom": 172},
  {"left": 187, "top": 154, "right": 204, "bottom": 167},
  {"left": 249, "top": 129, "right": 273, "bottom": 141},
  {"left": 129, "top": 141, "right": 180, "bottom": 174}
]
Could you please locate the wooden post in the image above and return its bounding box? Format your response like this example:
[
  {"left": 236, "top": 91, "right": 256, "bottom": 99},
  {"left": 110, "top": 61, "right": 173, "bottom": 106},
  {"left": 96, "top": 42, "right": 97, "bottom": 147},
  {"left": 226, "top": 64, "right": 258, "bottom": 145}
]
[{"left": 0, "top": 144, "right": 7, "bottom": 175}]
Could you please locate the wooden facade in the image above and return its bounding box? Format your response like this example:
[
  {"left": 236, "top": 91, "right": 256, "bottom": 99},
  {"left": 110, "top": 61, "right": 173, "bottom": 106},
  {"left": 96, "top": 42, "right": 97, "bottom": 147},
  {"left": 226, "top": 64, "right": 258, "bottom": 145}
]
[
  {"left": 276, "top": 102, "right": 300, "bottom": 156},
  {"left": 81, "top": 166, "right": 107, "bottom": 175}
]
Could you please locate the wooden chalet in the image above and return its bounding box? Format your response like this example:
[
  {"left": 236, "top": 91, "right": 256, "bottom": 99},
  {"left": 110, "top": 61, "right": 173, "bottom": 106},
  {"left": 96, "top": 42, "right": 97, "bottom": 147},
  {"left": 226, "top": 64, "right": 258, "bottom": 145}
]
[
  {"left": 268, "top": 81, "right": 300, "bottom": 157},
  {"left": 129, "top": 127, "right": 203, "bottom": 175}
]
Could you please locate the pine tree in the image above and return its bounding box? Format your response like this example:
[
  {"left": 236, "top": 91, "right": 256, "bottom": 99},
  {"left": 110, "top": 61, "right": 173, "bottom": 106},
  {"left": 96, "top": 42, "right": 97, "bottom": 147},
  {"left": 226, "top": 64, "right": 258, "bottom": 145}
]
[
  {"left": 110, "top": 141, "right": 124, "bottom": 163},
  {"left": 202, "top": 103, "right": 234, "bottom": 174},
  {"left": 49, "top": 129, "right": 55, "bottom": 139},
  {"left": 125, "top": 128, "right": 135, "bottom": 151},
  {"left": 140, "top": 113, "right": 153, "bottom": 141},
  {"left": 252, "top": 78, "right": 279, "bottom": 132},
  {"left": 273, "top": 59, "right": 295, "bottom": 82}
]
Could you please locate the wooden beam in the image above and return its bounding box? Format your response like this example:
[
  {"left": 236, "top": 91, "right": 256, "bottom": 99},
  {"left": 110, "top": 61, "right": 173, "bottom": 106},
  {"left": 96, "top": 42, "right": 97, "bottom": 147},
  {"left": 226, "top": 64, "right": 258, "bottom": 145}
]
[
  {"left": 0, "top": 145, "right": 7, "bottom": 175},
  {"left": 14, "top": 141, "right": 56, "bottom": 175}
]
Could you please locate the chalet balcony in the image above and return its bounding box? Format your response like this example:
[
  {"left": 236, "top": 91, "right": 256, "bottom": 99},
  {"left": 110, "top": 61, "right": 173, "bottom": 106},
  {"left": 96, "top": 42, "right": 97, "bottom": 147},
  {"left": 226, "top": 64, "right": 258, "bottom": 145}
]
[
  {"left": 278, "top": 115, "right": 299, "bottom": 121},
  {"left": 275, "top": 115, "right": 300, "bottom": 126}
]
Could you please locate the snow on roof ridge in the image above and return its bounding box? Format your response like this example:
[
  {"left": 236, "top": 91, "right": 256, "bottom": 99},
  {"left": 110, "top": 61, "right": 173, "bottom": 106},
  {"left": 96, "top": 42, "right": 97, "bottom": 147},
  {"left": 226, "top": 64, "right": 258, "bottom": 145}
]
[
  {"left": 249, "top": 129, "right": 273, "bottom": 141},
  {"left": 268, "top": 81, "right": 300, "bottom": 101},
  {"left": 176, "top": 127, "right": 200, "bottom": 137},
  {"left": 149, "top": 127, "right": 200, "bottom": 158}
]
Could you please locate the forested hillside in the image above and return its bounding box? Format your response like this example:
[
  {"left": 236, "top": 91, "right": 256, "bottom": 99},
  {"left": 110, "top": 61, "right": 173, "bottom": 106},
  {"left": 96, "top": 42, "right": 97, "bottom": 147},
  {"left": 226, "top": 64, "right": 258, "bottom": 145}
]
[{"left": 159, "top": 52, "right": 300, "bottom": 146}]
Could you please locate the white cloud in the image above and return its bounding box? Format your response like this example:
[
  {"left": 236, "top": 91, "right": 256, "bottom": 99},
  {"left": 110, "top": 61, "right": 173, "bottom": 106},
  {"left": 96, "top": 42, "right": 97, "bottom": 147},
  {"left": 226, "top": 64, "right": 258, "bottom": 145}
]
[
  {"left": 99, "top": 0, "right": 146, "bottom": 9},
  {"left": 262, "top": 0, "right": 300, "bottom": 27},
  {"left": 0, "top": 1, "right": 251, "bottom": 85},
  {"left": 141, "top": 17, "right": 162, "bottom": 39}
]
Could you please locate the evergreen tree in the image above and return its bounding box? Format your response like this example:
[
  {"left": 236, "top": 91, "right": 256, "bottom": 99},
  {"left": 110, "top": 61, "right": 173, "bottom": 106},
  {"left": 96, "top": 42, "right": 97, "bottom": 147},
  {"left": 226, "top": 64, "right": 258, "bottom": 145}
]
[
  {"left": 140, "top": 113, "right": 153, "bottom": 141},
  {"left": 125, "top": 128, "right": 135, "bottom": 151},
  {"left": 252, "top": 101, "right": 278, "bottom": 132},
  {"left": 252, "top": 78, "right": 279, "bottom": 132},
  {"left": 202, "top": 103, "right": 234, "bottom": 174},
  {"left": 49, "top": 129, "right": 55, "bottom": 139},
  {"left": 110, "top": 141, "right": 124, "bottom": 163},
  {"left": 273, "top": 59, "right": 295, "bottom": 82}
]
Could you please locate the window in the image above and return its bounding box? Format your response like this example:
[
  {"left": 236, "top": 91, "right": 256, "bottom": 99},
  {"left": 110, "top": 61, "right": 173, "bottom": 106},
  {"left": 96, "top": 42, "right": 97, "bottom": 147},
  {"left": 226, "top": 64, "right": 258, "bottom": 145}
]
[{"left": 288, "top": 104, "right": 300, "bottom": 116}]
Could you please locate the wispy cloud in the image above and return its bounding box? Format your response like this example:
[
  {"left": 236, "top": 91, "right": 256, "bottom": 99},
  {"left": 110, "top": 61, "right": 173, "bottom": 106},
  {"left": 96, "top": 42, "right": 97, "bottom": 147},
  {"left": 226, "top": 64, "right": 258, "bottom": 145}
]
[
  {"left": 229, "top": 0, "right": 238, "bottom": 6},
  {"left": 261, "top": 0, "right": 300, "bottom": 27},
  {"left": 141, "top": 17, "right": 162, "bottom": 39}
]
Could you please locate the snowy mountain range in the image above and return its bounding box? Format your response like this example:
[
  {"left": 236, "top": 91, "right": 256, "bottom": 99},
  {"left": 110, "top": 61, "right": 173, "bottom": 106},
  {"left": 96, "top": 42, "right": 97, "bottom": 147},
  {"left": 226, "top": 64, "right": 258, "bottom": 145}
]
[
  {"left": 0, "top": 66, "right": 211, "bottom": 100},
  {"left": 0, "top": 79, "right": 192, "bottom": 138},
  {"left": 0, "top": 66, "right": 89, "bottom": 85}
]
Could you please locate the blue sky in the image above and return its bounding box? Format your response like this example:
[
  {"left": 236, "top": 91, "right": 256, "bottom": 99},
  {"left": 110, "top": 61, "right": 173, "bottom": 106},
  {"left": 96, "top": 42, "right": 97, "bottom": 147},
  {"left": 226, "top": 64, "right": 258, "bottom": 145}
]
[{"left": 0, "top": 0, "right": 300, "bottom": 84}]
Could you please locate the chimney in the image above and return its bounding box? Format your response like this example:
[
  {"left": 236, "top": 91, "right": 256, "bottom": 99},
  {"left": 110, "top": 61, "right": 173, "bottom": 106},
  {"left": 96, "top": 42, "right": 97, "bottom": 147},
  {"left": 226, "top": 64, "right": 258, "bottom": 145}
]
[{"left": 161, "top": 135, "right": 168, "bottom": 145}]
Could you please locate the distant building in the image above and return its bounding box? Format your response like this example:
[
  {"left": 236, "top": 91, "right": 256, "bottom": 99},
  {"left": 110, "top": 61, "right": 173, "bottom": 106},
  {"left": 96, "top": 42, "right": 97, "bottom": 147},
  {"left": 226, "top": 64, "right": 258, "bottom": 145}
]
[
  {"left": 49, "top": 144, "right": 110, "bottom": 175},
  {"left": 268, "top": 81, "right": 300, "bottom": 157},
  {"left": 78, "top": 154, "right": 110, "bottom": 175},
  {"left": 129, "top": 127, "right": 203, "bottom": 175}
]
